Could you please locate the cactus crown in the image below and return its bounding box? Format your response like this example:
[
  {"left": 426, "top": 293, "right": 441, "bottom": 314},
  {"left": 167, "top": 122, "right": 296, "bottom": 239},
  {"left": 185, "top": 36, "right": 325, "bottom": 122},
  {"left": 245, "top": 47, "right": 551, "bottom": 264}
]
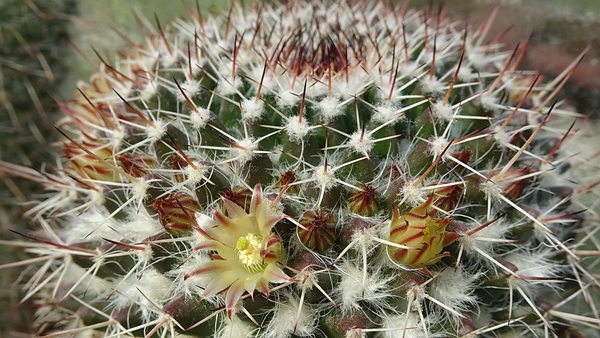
[{"left": 3, "top": 1, "right": 600, "bottom": 337}]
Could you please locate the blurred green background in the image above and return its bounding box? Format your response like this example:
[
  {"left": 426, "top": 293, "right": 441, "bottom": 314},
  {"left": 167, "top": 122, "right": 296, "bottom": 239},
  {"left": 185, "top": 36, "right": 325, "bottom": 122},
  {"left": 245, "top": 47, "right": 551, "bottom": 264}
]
[{"left": 0, "top": 0, "right": 598, "bottom": 336}]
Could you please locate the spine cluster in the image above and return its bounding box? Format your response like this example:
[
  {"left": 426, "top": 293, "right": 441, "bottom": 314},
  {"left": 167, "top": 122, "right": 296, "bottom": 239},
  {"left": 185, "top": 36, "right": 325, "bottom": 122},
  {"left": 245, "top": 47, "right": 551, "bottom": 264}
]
[{"left": 2, "top": 1, "right": 599, "bottom": 337}]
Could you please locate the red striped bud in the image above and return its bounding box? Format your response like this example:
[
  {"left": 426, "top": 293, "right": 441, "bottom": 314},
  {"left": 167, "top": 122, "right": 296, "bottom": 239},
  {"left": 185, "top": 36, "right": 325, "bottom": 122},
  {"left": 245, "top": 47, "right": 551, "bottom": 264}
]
[
  {"left": 347, "top": 184, "right": 380, "bottom": 216},
  {"left": 152, "top": 192, "right": 201, "bottom": 235},
  {"left": 389, "top": 196, "right": 458, "bottom": 267},
  {"left": 298, "top": 209, "right": 337, "bottom": 252}
]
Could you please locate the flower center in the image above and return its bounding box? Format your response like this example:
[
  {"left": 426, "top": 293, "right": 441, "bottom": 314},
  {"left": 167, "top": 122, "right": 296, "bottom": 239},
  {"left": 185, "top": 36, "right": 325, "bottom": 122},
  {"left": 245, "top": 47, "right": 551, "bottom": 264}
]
[{"left": 236, "top": 233, "right": 267, "bottom": 272}]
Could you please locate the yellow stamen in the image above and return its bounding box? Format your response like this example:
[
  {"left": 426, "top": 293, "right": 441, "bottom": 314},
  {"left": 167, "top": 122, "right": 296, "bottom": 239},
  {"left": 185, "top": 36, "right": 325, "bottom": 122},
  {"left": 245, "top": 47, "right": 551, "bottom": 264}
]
[{"left": 237, "top": 233, "right": 265, "bottom": 271}]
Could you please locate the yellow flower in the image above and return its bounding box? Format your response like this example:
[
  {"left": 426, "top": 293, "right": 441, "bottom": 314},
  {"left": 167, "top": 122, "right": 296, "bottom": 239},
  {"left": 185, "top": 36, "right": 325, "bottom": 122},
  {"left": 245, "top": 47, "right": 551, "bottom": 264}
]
[
  {"left": 389, "top": 196, "right": 458, "bottom": 268},
  {"left": 185, "top": 184, "right": 292, "bottom": 316}
]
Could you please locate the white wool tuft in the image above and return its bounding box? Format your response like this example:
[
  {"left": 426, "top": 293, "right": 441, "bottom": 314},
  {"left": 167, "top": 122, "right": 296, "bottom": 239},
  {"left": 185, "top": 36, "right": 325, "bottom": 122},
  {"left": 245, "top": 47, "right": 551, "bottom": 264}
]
[
  {"left": 216, "top": 316, "right": 256, "bottom": 338},
  {"left": 431, "top": 101, "right": 455, "bottom": 121},
  {"left": 190, "top": 107, "right": 212, "bottom": 129},
  {"left": 420, "top": 77, "right": 445, "bottom": 95},
  {"left": 313, "top": 164, "right": 337, "bottom": 191},
  {"left": 348, "top": 131, "right": 374, "bottom": 155},
  {"left": 285, "top": 115, "right": 311, "bottom": 143},
  {"left": 184, "top": 161, "right": 209, "bottom": 185},
  {"left": 109, "top": 268, "right": 173, "bottom": 322},
  {"left": 277, "top": 91, "right": 299, "bottom": 108},
  {"left": 372, "top": 104, "right": 401, "bottom": 124},
  {"left": 146, "top": 119, "right": 167, "bottom": 140},
  {"left": 241, "top": 98, "right": 265, "bottom": 122},
  {"left": 380, "top": 312, "right": 428, "bottom": 338},
  {"left": 318, "top": 96, "right": 343, "bottom": 121},
  {"left": 263, "top": 293, "right": 318, "bottom": 338},
  {"left": 235, "top": 138, "right": 258, "bottom": 163},
  {"left": 63, "top": 205, "right": 161, "bottom": 244},
  {"left": 428, "top": 268, "right": 480, "bottom": 318},
  {"left": 175, "top": 80, "right": 201, "bottom": 101},
  {"left": 336, "top": 260, "right": 394, "bottom": 314}
]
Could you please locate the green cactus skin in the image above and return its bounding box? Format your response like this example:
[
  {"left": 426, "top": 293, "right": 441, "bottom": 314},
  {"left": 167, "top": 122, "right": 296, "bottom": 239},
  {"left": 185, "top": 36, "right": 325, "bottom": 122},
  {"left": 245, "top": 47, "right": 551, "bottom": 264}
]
[{"left": 1, "top": 1, "right": 600, "bottom": 337}]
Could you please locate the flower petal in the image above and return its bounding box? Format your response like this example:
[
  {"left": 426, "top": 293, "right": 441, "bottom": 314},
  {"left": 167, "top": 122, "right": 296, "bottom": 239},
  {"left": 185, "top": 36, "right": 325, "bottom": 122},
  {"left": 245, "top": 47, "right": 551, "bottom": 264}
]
[
  {"left": 263, "top": 263, "right": 293, "bottom": 283},
  {"left": 194, "top": 240, "right": 227, "bottom": 253},
  {"left": 184, "top": 260, "right": 229, "bottom": 280},
  {"left": 225, "top": 279, "right": 246, "bottom": 317},
  {"left": 210, "top": 210, "right": 247, "bottom": 245},
  {"left": 244, "top": 275, "right": 259, "bottom": 295},
  {"left": 222, "top": 197, "right": 248, "bottom": 219},
  {"left": 203, "top": 270, "right": 239, "bottom": 298},
  {"left": 258, "top": 213, "right": 285, "bottom": 237},
  {"left": 250, "top": 184, "right": 263, "bottom": 215},
  {"left": 255, "top": 277, "right": 270, "bottom": 296}
]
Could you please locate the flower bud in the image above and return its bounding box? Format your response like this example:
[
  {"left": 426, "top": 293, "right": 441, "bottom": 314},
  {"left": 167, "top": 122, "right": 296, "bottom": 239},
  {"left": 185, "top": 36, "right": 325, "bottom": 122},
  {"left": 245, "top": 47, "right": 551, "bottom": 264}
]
[
  {"left": 63, "top": 141, "right": 118, "bottom": 182},
  {"left": 347, "top": 184, "right": 380, "bottom": 216},
  {"left": 389, "top": 196, "right": 458, "bottom": 267},
  {"left": 152, "top": 192, "right": 201, "bottom": 235},
  {"left": 298, "top": 209, "right": 337, "bottom": 252}
]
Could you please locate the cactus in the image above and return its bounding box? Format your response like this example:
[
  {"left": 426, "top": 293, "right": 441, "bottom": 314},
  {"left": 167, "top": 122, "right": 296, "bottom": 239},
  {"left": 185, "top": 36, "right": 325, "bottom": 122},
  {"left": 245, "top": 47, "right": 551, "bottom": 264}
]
[{"left": 2, "top": 1, "right": 600, "bottom": 337}]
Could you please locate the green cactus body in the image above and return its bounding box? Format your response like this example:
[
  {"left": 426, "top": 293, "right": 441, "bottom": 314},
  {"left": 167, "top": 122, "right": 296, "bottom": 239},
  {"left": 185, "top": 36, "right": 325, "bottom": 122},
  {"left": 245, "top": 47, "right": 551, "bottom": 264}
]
[{"left": 2, "top": 1, "right": 600, "bottom": 337}]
